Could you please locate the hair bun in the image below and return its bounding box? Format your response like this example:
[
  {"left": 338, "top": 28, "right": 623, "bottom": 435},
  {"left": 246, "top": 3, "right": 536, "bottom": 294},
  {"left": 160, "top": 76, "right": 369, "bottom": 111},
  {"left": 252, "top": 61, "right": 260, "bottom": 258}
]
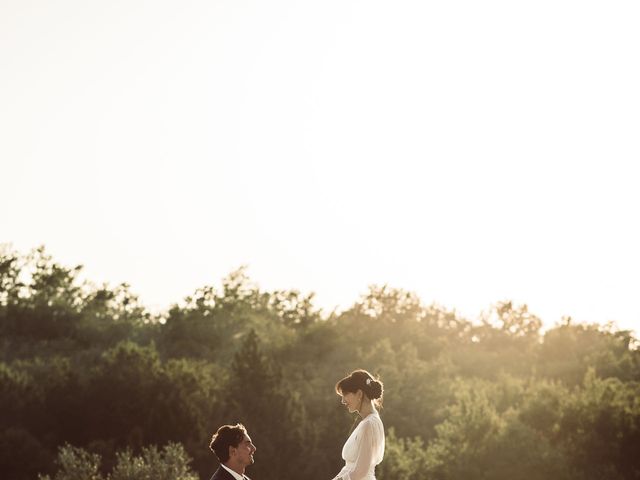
[
  {"left": 367, "top": 379, "right": 383, "bottom": 400},
  {"left": 336, "top": 369, "right": 384, "bottom": 407}
]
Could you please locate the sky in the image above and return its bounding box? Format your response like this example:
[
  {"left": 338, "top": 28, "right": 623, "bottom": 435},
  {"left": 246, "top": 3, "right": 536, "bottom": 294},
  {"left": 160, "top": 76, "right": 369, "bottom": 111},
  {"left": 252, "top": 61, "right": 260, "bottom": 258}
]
[{"left": 1, "top": 0, "right": 639, "bottom": 334}]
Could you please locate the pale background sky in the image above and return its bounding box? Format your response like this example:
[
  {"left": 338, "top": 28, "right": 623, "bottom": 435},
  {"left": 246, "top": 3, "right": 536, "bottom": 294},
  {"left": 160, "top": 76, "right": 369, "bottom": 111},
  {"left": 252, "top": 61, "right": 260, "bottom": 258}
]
[{"left": 1, "top": 0, "right": 639, "bottom": 333}]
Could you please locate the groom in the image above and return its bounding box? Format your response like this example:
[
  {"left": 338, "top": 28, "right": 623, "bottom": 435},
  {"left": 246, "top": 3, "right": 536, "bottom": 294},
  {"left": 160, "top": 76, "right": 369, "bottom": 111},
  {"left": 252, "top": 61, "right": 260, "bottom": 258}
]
[{"left": 209, "top": 423, "right": 257, "bottom": 480}]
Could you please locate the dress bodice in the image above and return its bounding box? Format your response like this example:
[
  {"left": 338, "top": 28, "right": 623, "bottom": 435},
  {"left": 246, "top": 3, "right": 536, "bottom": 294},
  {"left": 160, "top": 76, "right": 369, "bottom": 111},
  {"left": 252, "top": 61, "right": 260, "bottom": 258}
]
[{"left": 335, "top": 411, "right": 385, "bottom": 480}]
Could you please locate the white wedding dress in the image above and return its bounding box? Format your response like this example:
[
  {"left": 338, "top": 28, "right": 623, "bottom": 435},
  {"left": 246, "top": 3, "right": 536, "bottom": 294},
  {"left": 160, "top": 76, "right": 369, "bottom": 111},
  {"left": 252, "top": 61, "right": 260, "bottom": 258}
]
[{"left": 333, "top": 411, "right": 385, "bottom": 480}]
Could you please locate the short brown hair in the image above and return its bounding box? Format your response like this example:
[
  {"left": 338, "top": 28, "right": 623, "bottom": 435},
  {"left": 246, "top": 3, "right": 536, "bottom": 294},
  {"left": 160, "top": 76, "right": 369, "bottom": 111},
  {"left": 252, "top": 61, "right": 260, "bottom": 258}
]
[{"left": 209, "top": 423, "right": 247, "bottom": 463}]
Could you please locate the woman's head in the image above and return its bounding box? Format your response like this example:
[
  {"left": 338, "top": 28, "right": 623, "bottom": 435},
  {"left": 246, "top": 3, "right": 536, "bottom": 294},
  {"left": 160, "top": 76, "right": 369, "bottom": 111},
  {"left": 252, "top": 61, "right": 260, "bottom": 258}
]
[{"left": 335, "top": 369, "right": 383, "bottom": 412}]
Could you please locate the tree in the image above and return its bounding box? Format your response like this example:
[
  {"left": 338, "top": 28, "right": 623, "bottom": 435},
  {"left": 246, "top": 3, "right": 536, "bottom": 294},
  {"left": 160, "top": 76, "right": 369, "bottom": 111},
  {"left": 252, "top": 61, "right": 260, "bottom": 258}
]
[
  {"left": 425, "top": 384, "right": 503, "bottom": 480},
  {"left": 0, "top": 246, "right": 83, "bottom": 341},
  {"left": 38, "top": 444, "right": 103, "bottom": 480},
  {"left": 226, "top": 330, "right": 309, "bottom": 480},
  {"left": 109, "top": 443, "right": 198, "bottom": 480},
  {"left": 538, "top": 319, "right": 640, "bottom": 384},
  {"left": 377, "top": 428, "right": 429, "bottom": 480},
  {"left": 556, "top": 369, "right": 640, "bottom": 479},
  {"left": 85, "top": 342, "right": 163, "bottom": 449},
  {"left": 39, "top": 443, "right": 198, "bottom": 480}
]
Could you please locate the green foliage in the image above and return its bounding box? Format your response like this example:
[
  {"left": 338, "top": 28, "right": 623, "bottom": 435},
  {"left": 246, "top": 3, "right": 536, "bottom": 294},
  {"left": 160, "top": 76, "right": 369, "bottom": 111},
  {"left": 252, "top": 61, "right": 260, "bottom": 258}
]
[
  {"left": 158, "top": 268, "right": 314, "bottom": 362},
  {"left": 227, "top": 330, "right": 310, "bottom": 480},
  {"left": 109, "top": 443, "right": 199, "bottom": 480},
  {"left": 39, "top": 443, "right": 198, "bottom": 480},
  {"left": 425, "top": 383, "right": 572, "bottom": 480},
  {"left": 481, "top": 412, "right": 571, "bottom": 480},
  {"left": 1, "top": 247, "right": 639, "bottom": 480},
  {"left": 377, "top": 428, "right": 429, "bottom": 480},
  {"left": 425, "top": 384, "right": 504, "bottom": 479},
  {"left": 0, "top": 427, "right": 54, "bottom": 480},
  {"left": 557, "top": 370, "right": 640, "bottom": 479},
  {"left": 0, "top": 246, "right": 83, "bottom": 340},
  {"left": 38, "top": 444, "right": 103, "bottom": 480},
  {"left": 0, "top": 362, "right": 33, "bottom": 429},
  {"left": 538, "top": 319, "right": 640, "bottom": 384}
]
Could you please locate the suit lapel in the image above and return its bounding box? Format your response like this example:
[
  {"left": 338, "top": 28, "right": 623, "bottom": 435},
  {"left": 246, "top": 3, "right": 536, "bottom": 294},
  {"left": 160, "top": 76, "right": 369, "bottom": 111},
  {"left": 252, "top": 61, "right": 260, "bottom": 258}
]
[{"left": 210, "top": 466, "right": 236, "bottom": 480}]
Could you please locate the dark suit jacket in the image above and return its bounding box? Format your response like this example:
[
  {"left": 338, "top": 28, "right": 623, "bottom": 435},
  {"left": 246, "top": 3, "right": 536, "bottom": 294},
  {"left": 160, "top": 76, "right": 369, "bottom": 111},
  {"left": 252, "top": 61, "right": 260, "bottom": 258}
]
[{"left": 210, "top": 465, "right": 251, "bottom": 480}]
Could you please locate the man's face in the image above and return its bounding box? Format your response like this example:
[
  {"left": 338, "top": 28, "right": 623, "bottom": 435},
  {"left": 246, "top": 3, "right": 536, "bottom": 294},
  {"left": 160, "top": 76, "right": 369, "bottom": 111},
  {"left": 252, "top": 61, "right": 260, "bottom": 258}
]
[{"left": 231, "top": 433, "right": 256, "bottom": 466}]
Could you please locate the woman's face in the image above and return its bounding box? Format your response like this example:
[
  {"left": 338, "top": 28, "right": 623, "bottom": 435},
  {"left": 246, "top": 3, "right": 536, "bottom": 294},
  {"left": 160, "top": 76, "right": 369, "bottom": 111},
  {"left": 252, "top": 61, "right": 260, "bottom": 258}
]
[{"left": 339, "top": 390, "right": 361, "bottom": 413}]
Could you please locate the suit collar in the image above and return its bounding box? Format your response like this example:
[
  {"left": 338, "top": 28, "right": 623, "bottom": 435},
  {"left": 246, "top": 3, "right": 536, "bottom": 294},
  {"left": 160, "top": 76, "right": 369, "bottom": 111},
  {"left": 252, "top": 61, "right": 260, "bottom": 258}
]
[
  {"left": 210, "top": 466, "right": 235, "bottom": 480},
  {"left": 211, "top": 465, "right": 250, "bottom": 480},
  {"left": 220, "top": 463, "right": 245, "bottom": 480}
]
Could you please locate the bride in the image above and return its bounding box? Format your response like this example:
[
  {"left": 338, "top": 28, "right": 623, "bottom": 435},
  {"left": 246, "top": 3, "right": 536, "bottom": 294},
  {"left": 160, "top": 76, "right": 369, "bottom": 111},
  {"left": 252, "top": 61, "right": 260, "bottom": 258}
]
[{"left": 331, "top": 369, "right": 385, "bottom": 480}]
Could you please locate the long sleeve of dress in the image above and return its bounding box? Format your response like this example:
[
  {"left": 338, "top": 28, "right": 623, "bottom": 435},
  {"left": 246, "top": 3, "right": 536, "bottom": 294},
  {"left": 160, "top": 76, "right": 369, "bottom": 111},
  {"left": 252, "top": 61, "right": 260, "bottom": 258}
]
[
  {"left": 334, "top": 415, "right": 385, "bottom": 480},
  {"left": 343, "top": 421, "right": 375, "bottom": 480}
]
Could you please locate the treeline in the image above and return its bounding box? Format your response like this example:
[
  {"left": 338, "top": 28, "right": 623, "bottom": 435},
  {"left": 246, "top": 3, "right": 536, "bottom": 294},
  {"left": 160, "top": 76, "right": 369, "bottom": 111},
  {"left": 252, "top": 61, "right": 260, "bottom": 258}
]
[{"left": 1, "top": 246, "right": 639, "bottom": 480}]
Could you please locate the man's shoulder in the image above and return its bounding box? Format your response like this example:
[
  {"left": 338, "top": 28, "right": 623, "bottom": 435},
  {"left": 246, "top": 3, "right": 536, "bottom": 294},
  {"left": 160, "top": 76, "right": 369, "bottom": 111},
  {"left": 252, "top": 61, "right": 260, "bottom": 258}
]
[{"left": 210, "top": 466, "right": 235, "bottom": 480}]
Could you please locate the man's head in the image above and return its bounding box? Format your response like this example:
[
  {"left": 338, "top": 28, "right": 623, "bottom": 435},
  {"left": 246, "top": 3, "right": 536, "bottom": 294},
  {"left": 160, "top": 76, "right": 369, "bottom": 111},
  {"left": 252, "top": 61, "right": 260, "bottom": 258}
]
[{"left": 209, "top": 423, "right": 256, "bottom": 470}]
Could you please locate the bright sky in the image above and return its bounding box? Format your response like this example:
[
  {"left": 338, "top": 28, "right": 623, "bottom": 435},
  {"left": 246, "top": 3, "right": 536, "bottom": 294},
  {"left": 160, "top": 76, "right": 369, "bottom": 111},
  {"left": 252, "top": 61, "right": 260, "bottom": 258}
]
[{"left": 1, "top": 0, "right": 639, "bottom": 334}]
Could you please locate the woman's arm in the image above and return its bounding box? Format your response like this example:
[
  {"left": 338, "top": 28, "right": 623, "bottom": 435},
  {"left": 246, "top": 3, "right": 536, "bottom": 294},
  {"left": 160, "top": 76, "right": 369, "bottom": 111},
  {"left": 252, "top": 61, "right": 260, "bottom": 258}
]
[{"left": 340, "top": 421, "right": 377, "bottom": 480}]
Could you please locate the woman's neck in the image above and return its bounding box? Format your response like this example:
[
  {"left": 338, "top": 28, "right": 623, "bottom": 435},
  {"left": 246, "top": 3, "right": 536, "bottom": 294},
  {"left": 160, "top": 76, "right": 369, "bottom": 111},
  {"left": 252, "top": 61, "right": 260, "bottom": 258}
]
[{"left": 358, "top": 399, "right": 375, "bottom": 418}]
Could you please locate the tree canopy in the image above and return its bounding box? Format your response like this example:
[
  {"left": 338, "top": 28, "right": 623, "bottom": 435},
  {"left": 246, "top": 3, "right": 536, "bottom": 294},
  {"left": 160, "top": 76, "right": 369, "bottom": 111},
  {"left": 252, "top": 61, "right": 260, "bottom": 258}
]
[{"left": 1, "top": 246, "right": 639, "bottom": 480}]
